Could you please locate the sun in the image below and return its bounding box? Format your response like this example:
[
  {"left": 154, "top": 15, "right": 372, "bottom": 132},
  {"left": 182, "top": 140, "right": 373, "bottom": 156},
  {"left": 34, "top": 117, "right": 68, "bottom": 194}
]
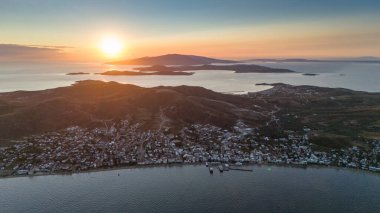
[{"left": 100, "top": 37, "right": 124, "bottom": 58}]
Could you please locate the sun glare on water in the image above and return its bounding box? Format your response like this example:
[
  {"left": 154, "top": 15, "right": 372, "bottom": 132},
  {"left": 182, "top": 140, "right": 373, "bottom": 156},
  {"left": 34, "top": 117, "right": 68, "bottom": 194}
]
[{"left": 101, "top": 37, "right": 124, "bottom": 58}]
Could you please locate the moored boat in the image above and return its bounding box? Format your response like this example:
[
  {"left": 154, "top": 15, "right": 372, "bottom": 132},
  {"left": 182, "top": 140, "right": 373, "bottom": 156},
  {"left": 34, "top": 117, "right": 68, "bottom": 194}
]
[{"left": 223, "top": 163, "right": 230, "bottom": 171}]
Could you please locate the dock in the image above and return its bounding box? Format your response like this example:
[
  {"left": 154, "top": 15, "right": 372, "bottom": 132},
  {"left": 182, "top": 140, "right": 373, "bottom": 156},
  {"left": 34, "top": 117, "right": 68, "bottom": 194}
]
[{"left": 206, "top": 162, "right": 253, "bottom": 173}]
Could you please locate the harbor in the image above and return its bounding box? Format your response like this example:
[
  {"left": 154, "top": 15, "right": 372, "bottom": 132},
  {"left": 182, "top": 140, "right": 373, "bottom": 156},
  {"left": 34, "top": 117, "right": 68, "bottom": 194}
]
[{"left": 207, "top": 162, "right": 253, "bottom": 173}]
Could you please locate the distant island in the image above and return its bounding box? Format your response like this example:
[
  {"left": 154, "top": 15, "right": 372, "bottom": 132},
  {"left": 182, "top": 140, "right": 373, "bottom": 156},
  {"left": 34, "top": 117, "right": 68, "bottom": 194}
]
[
  {"left": 66, "top": 72, "right": 90, "bottom": 75},
  {"left": 107, "top": 53, "right": 238, "bottom": 65},
  {"left": 96, "top": 64, "right": 295, "bottom": 76},
  {"left": 302, "top": 73, "right": 318, "bottom": 76},
  {"left": 98, "top": 70, "right": 193, "bottom": 76},
  {"left": 108, "top": 54, "right": 380, "bottom": 66},
  {"left": 246, "top": 56, "right": 380, "bottom": 63},
  {"left": 133, "top": 64, "right": 295, "bottom": 73}
]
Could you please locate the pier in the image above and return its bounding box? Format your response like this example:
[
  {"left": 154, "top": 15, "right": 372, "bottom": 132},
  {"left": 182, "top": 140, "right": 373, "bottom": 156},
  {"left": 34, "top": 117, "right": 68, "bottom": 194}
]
[{"left": 206, "top": 163, "right": 253, "bottom": 173}]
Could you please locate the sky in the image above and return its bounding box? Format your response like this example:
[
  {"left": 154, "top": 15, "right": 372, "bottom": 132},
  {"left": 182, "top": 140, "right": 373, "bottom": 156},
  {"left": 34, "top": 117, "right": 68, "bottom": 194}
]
[{"left": 0, "top": 0, "right": 380, "bottom": 61}]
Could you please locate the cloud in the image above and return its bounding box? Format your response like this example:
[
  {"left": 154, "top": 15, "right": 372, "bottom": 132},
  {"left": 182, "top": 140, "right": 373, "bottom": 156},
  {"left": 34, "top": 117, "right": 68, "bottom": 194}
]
[
  {"left": 27, "top": 45, "right": 74, "bottom": 49},
  {"left": 0, "top": 44, "right": 71, "bottom": 61}
]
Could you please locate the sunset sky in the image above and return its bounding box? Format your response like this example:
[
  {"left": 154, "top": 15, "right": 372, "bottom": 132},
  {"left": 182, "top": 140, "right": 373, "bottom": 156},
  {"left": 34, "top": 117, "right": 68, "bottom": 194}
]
[{"left": 1, "top": 0, "right": 380, "bottom": 61}]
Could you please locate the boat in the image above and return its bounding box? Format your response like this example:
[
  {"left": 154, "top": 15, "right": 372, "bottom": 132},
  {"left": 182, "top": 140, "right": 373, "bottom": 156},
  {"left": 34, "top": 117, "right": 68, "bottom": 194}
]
[
  {"left": 223, "top": 163, "right": 230, "bottom": 171},
  {"left": 209, "top": 167, "right": 213, "bottom": 174},
  {"left": 369, "top": 166, "right": 380, "bottom": 172},
  {"left": 218, "top": 165, "right": 223, "bottom": 172},
  {"left": 205, "top": 162, "right": 209, "bottom": 167}
]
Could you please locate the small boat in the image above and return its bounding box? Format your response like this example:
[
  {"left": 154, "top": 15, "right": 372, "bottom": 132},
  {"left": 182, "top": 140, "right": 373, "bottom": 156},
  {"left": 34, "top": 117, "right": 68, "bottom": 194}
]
[
  {"left": 223, "top": 163, "right": 230, "bottom": 171},
  {"left": 209, "top": 167, "right": 214, "bottom": 174},
  {"left": 205, "top": 162, "right": 209, "bottom": 167},
  {"left": 218, "top": 165, "right": 223, "bottom": 172}
]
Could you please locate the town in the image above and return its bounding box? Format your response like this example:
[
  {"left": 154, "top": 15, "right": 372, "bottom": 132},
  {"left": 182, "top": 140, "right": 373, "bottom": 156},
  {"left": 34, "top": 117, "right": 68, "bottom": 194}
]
[{"left": 1, "top": 119, "right": 379, "bottom": 177}]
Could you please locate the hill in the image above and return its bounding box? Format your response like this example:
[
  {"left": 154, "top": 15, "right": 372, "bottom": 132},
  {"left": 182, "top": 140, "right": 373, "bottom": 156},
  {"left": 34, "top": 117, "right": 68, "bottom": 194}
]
[
  {"left": 108, "top": 54, "right": 238, "bottom": 65},
  {"left": 0, "top": 81, "right": 269, "bottom": 141},
  {"left": 1, "top": 81, "right": 380, "bottom": 150},
  {"left": 253, "top": 83, "right": 380, "bottom": 149}
]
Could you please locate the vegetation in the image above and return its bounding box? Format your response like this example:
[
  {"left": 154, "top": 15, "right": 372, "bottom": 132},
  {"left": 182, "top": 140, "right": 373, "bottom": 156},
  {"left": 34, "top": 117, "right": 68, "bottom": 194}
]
[{"left": 1, "top": 81, "right": 380, "bottom": 150}]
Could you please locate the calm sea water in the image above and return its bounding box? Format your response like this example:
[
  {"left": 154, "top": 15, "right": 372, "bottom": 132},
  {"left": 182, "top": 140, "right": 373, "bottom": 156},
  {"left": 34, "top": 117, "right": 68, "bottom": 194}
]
[
  {"left": 0, "top": 61, "right": 379, "bottom": 93},
  {"left": 0, "top": 165, "right": 379, "bottom": 213}
]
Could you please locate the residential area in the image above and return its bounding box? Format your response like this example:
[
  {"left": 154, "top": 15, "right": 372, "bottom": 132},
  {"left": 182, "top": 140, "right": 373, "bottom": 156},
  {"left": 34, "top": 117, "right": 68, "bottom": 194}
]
[{"left": 1, "top": 119, "right": 379, "bottom": 177}]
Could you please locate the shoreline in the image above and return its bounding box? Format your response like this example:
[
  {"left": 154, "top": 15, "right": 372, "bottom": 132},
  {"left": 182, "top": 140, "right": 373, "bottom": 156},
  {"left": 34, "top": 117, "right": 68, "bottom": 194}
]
[{"left": 2, "top": 162, "right": 379, "bottom": 180}]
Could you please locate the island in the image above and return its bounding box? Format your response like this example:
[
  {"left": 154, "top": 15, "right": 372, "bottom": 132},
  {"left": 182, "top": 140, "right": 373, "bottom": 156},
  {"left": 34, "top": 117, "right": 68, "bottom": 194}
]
[
  {"left": 133, "top": 64, "right": 295, "bottom": 73},
  {"left": 107, "top": 53, "right": 238, "bottom": 65},
  {"left": 0, "top": 80, "right": 379, "bottom": 177},
  {"left": 96, "top": 64, "right": 295, "bottom": 76},
  {"left": 97, "top": 54, "right": 297, "bottom": 76},
  {"left": 109, "top": 54, "right": 380, "bottom": 66},
  {"left": 302, "top": 73, "right": 319, "bottom": 76},
  {"left": 98, "top": 70, "right": 193, "bottom": 76},
  {"left": 246, "top": 56, "right": 380, "bottom": 63},
  {"left": 66, "top": 72, "right": 90, "bottom": 75}
]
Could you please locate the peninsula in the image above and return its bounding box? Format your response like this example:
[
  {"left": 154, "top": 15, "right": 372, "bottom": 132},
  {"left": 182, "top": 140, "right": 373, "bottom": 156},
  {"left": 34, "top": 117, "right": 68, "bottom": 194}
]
[{"left": 0, "top": 81, "right": 379, "bottom": 177}]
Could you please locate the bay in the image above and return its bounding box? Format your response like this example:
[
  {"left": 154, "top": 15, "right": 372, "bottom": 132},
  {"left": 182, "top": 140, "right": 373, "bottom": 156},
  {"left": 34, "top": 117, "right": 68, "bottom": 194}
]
[
  {"left": 0, "top": 61, "right": 379, "bottom": 93},
  {"left": 1, "top": 165, "right": 379, "bottom": 213}
]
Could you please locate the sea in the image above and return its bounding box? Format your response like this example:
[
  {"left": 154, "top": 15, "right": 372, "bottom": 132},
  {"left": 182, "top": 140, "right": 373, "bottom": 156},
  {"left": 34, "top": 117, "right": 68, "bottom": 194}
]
[
  {"left": 1, "top": 61, "right": 380, "bottom": 212},
  {"left": 0, "top": 165, "right": 380, "bottom": 213},
  {"left": 0, "top": 61, "right": 380, "bottom": 93}
]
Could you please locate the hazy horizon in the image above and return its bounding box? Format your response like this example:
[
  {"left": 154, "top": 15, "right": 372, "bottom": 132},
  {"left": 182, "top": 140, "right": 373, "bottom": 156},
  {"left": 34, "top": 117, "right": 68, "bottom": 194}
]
[{"left": 1, "top": 0, "right": 380, "bottom": 62}]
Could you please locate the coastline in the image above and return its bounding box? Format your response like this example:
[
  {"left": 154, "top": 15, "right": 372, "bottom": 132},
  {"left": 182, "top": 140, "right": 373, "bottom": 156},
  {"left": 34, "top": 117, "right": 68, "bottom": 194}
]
[{"left": 2, "top": 162, "right": 379, "bottom": 180}]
